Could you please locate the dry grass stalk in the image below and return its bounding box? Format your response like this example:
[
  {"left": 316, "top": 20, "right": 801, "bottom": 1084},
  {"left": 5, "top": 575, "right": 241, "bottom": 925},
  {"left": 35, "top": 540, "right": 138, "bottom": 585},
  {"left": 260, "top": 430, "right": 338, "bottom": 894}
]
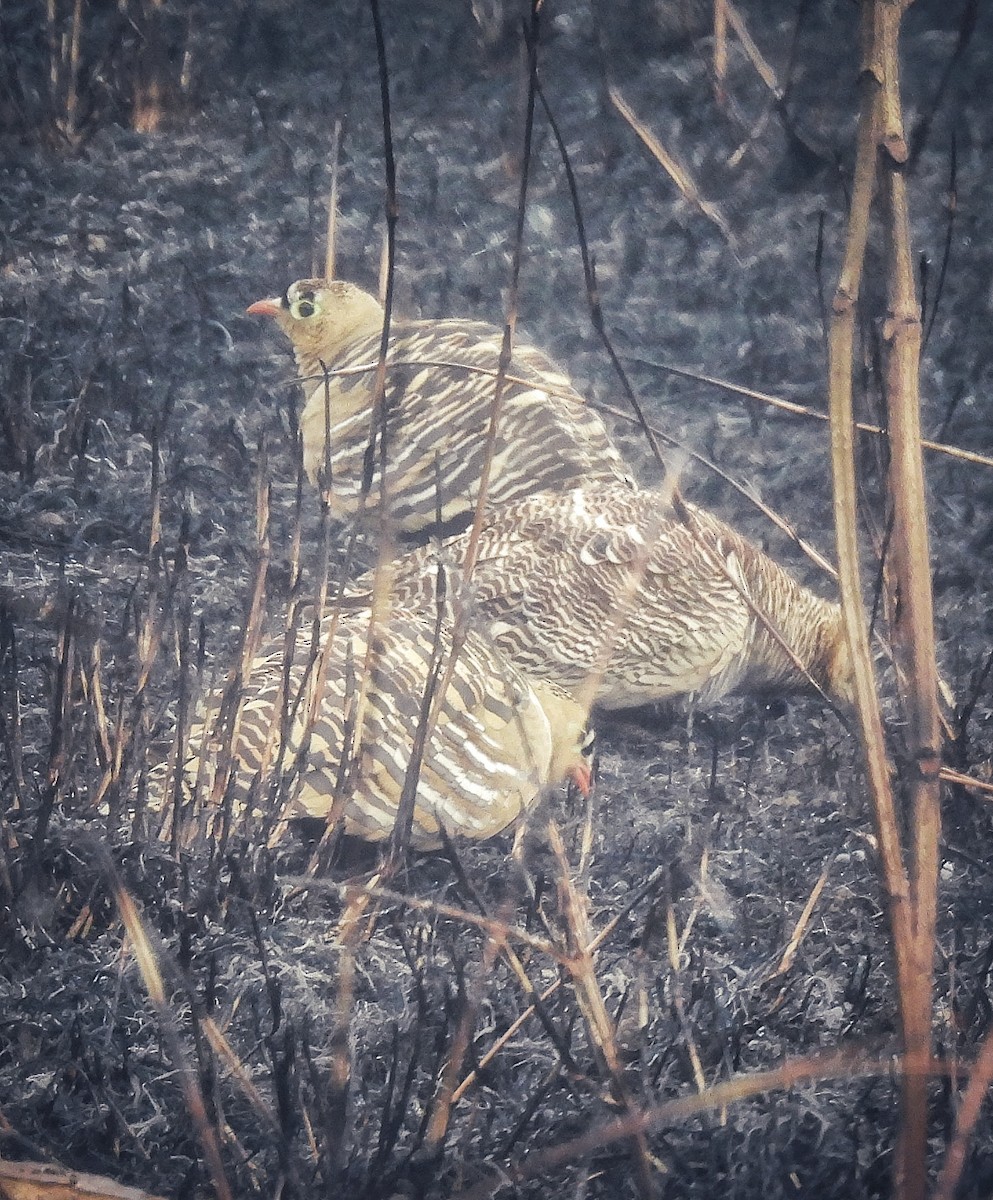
[
  {"left": 254, "top": 458, "right": 330, "bottom": 847},
  {"left": 548, "top": 823, "right": 658, "bottom": 1200},
  {"left": 175, "top": 443, "right": 274, "bottom": 850},
  {"left": 85, "top": 641, "right": 112, "bottom": 780},
  {"left": 768, "top": 848, "right": 839, "bottom": 980},
  {"left": 377, "top": 228, "right": 390, "bottom": 305},
  {"left": 323, "top": 118, "right": 343, "bottom": 282},
  {"left": 64, "top": 0, "right": 83, "bottom": 140},
  {"left": 619, "top": 360, "right": 993, "bottom": 470},
  {"left": 608, "top": 85, "right": 735, "bottom": 247},
  {"left": 45, "top": 0, "right": 84, "bottom": 144},
  {"left": 367, "top": 0, "right": 399, "bottom": 556},
  {"left": 450, "top": 1048, "right": 895, "bottom": 1200},
  {"left": 161, "top": 594, "right": 196, "bottom": 850},
  {"left": 420, "top": 932, "right": 502, "bottom": 1164},
  {"left": 295, "top": 537, "right": 375, "bottom": 873},
  {"left": 35, "top": 597, "right": 75, "bottom": 847},
  {"left": 0, "top": 615, "right": 27, "bottom": 829},
  {"left": 875, "top": 3, "right": 943, "bottom": 1192},
  {"left": 385, "top": 603, "right": 465, "bottom": 860},
  {"left": 297, "top": 574, "right": 388, "bottom": 865},
  {"left": 112, "top": 879, "right": 233, "bottom": 1200},
  {"left": 576, "top": 768, "right": 596, "bottom": 875},
  {"left": 131, "top": 0, "right": 180, "bottom": 135},
  {"left": 84, "top": 429, "right": 178, "bottom": 823},
  {"left": 937, "top": 764, "right": 993, "bottom": 799},
  {"left": 199, "top": 1016, "right": 281, "bottom": 1135},
  {"left": 665, "top": 902, "right": 706, "bottom": 1094},
  {"left": 829, "top": 0, "right": 910, "bottom": 971},
  {"left": 325, "top": 890, "right": 363, "bottom": 1180},
  {"left": 713, "top": 0, "right": 728, "bottom": 97},
  {"left": 828, "top": 2, "right": 940, "bottom": 1195},
  {"left": 935, "top": 1021, "right": 993, "bottom": 1200},
  {"left": 723, "top": 1, "right": 781, "bottom": 97},
  {"left": 458, "top": 4, "right": 541, "bottom": 586},
  {"left": 0, "top": 1157, "right": 167, "bottom": 1200}
]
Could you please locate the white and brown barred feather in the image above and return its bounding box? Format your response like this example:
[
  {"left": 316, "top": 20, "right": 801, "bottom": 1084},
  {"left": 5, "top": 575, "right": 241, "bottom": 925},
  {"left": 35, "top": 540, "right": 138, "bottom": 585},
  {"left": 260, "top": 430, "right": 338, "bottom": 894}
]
[
  {"left": 180, "top": 606, "right": 592, "bottom": 848},
  {"left": 353, "top": 485, "right": 855, "bottom": 710},
  {"left": 247, "top": 279, "right": 633, "bottom": 535}
]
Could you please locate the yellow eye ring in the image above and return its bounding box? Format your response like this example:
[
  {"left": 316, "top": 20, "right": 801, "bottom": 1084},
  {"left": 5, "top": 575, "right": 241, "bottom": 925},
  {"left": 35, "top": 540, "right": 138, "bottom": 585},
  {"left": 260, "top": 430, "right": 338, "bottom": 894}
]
[{"left": 290, "top": 298, "right": 316, "bottom": 319}]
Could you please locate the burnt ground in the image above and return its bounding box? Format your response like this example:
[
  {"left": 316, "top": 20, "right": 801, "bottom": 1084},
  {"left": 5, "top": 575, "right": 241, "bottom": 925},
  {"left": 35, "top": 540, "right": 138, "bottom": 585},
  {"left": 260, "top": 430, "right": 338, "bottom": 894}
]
[{"left": 2, "top": 1, "right": 993, "bottom": 1197}]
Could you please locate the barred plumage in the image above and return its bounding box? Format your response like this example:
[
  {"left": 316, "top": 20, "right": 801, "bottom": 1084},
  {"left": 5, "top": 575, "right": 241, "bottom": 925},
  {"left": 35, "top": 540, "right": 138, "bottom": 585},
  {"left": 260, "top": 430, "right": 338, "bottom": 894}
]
[
  {"left": 247, "top": 278, "right": 633, "bottom": 535},
  {"left": 353, "top": 485, "right": 854, "bottom": 709},
  {"left": 182, "top": 606, "right": 593, "bottom": 849}
]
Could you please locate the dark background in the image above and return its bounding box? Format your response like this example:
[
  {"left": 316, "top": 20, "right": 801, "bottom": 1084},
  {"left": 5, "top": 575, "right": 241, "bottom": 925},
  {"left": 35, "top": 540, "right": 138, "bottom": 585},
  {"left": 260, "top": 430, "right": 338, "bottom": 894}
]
[{"left": 2, "top": 2, "right": 993, "bottom": 1196}]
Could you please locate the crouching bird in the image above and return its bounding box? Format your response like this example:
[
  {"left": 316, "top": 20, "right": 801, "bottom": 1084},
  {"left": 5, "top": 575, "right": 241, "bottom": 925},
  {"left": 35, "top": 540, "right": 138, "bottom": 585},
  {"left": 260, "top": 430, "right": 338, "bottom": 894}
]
[
  {"left": 350, "top": 484, "right": 855, "bottom": 711},
  {"left": 176, "top": 605, "right": 594, "bottom": 850},
  {"left": 246, "top": 277, "right": 633, "bottom": 538}
]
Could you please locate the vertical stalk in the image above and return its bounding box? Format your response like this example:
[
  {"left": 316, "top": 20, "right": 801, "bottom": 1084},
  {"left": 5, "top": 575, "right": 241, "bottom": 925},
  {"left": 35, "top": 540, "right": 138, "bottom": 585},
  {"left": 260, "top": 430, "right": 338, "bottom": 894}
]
[
  {"left": 876, "top": 5, "right": 942, "bottom": 1195},
  {"left": 829, "top": 3, "right": 939, "bottom": 1196},
  {"left": 829, "top": 3, "right": 913, "bottom": 980}
]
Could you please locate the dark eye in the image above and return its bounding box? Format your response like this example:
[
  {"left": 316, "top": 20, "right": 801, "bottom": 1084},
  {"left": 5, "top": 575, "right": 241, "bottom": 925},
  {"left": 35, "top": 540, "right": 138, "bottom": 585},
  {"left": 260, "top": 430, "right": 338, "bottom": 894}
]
[{"left": 290, "top": 298, "right": 316, "bottom": 319}]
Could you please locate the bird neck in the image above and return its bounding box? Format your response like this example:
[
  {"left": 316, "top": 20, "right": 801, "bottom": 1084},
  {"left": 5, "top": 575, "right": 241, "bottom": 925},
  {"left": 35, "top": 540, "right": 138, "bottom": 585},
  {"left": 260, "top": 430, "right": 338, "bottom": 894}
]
[
  {"left": 733, "top": 536, "right": 852, "bottom": 704},
  {"left": 531, "top": 680, "right": 591, "bottom": 784}
]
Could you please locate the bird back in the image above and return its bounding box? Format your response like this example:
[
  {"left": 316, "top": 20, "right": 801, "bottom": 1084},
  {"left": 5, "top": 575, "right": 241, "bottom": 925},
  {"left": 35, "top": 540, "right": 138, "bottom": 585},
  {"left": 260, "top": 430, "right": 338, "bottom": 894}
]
[
  {"left": 355, "top": 485, "right": 852, "bottom": 709},
  {"left": 299, "top": 318, "right": 632, "bottom": 535}
]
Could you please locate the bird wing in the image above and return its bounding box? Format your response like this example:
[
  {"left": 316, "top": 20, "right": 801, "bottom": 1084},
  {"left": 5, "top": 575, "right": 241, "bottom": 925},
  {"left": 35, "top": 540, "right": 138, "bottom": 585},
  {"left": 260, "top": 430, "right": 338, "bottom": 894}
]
[{"left": 299, "top": 322, "right": 630, "bottom": 531}]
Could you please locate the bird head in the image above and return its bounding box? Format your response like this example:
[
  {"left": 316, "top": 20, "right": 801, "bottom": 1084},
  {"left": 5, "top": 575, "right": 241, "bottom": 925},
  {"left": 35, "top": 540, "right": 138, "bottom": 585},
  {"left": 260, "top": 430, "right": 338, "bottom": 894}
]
[
  {"left": 246, "top": 278, "right": 385, "bottom": 381},
  {"left": 567, "top": 724, "right": 597, "bottom": 797},
  {"left": 532, "top": 680, "right": 595, "bottom": 797}
]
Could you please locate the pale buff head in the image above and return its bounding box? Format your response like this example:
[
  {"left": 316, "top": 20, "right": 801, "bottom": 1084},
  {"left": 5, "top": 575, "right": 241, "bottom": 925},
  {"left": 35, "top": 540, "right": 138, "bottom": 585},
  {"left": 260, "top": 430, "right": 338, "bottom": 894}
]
[
  {"left": 531, "top": 679, "right": 595, "bottom": 797},
  {"left": 246, "top": 278, "right": 385, "bottom": 381}
]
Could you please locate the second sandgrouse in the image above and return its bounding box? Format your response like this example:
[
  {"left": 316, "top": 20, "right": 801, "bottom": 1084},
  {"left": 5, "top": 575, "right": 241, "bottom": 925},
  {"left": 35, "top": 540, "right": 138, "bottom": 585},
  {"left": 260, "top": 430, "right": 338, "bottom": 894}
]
[{"left": 351, "top": 484, "right": 855, "bottom": 710}]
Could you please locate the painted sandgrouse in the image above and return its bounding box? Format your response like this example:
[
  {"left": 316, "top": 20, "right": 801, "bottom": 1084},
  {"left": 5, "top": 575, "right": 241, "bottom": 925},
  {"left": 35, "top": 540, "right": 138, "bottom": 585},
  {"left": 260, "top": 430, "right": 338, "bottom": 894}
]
[
  {"left": 181, "top": 605, "right": 594, "bottom": 849},
  {"left": 247, "top": 278, "right": 632, "bottom": 536},
  {"left": 351, "top": 484, "right": 855, "bottom": 710}
]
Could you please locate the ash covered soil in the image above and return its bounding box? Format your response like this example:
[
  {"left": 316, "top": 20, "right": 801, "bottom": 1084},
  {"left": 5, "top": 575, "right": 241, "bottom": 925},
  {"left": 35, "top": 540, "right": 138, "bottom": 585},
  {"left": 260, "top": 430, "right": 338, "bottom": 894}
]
[{"left": 2, "top": 1, "right": 993, "bottom": 1197}]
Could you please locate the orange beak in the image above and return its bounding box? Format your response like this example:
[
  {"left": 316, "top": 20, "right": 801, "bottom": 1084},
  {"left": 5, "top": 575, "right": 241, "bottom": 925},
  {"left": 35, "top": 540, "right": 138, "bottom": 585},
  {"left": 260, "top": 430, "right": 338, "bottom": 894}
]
[
  {"left": 246, "top": 297, "right": 282, "bottom": 317},
  {"left": 568, "top": 762, "right": 593, "bottom": 797}
]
